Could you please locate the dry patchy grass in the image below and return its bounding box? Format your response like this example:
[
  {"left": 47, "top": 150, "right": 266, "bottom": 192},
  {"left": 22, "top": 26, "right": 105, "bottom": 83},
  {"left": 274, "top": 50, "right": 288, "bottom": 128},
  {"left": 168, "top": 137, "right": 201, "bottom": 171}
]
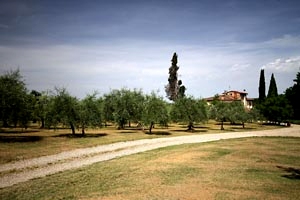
[
  {"left": 0, "top": 137, "right": 299, "bottom": 200},
  {"left": 0, "top": 122, "right": 279, "bottom": 164}
]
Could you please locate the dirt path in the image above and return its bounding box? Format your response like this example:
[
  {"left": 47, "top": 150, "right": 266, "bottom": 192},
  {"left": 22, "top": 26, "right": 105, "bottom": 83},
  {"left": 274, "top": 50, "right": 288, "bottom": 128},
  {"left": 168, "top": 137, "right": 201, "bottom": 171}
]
[{"left": 1, "top": 125, "right": 299, "bottom": 189}]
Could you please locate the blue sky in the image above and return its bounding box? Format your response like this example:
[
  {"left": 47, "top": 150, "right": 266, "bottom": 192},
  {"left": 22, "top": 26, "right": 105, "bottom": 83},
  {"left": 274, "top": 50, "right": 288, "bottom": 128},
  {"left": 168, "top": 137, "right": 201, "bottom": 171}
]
[{"left": 1, "top": 0, "right": 300, "bottom": 99}]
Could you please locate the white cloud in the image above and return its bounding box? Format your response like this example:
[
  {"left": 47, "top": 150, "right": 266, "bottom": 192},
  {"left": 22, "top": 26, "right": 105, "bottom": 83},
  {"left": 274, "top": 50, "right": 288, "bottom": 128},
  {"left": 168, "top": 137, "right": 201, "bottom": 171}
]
[{"left": 263, "top": 56, "right": 300, "bottom": 73}]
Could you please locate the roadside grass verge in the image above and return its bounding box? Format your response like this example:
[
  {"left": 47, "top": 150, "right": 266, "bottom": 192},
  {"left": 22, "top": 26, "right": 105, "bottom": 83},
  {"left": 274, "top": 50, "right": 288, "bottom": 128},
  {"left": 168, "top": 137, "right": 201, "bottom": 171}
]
[
  {"left": 0, "top": 137, "right": 299, "bottom": 200},
  {"left": 0, "top": 122, "right": 281, "bottom": 164}
]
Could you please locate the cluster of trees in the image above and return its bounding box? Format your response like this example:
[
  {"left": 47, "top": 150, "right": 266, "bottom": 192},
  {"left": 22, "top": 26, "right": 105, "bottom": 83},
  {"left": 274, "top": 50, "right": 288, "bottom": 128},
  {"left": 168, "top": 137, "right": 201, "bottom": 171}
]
[
  {"left": 1, "top": 69, "right": 260, "bottom": 134},
  {"left": 0, "top": 72, "right": 169, "bottom": 134},
  {"left": 256, "top": 69, "right": 300, "bottom": 123},
  {"left": 1, "top": 54, "right": 299, "bottom": 135}
]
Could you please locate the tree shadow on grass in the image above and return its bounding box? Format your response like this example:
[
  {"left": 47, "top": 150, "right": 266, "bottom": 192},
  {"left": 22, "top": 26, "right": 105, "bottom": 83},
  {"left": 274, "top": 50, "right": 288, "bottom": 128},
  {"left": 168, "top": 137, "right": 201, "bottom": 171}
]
[
  {"left": 119, "top": 131, "right": 138, "bottom": 134},
  {"left": 145, "top": 131, "right": 172, "bottom": 135},
  {"left": 195, "top": 126, "right": 212, "bottom": 129},
  {"left": 173, "top": 129, "right": 208, "bottom": 133},
  {"left": 231, "top": 127, "right": 255, "bottom": 130},
  {"left": 277, "top": 166, "right": 300, "bottom": 180},
  {"left": 0, "top": 129, "right": 40, "bottom": 134},
  {"left": 0, "top": 136, "right": 43, "bottom": 143},
  {"left": 53, "top": 133, "right": 108, "bottom": 138}
]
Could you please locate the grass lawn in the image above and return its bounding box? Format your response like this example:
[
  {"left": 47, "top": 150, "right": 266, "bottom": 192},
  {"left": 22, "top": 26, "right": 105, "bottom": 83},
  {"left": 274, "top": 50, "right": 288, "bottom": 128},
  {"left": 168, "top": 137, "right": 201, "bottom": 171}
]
[
  {"left": 0, "top": 137, "right": 299, "bottom": 200},
  {"left": 0, "top": 121, "right": 280, "bottom": 164}
]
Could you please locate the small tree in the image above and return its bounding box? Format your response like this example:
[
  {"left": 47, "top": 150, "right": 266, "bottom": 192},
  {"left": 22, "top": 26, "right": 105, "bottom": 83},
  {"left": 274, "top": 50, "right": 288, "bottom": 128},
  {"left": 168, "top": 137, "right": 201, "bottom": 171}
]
[
  {"left": 78, "top": 93, "right": 102, "bottom": 135},
  {"left": 103, "top": 88, "right": 144, "bottom": 129},
  {"left": 31, "top": 90, "right": 51, "bottom": 128},
  {"left": 142, "top": 93, "right": 169, "bottom": 134},
  {"left": 227, "top": 101, "right": 249, "bottom": 128},
  {"left": 170, "top": 96, "right": 207, "bottom": 131},
  {"left": 46, "top": 88, "right": 79, "bottom": 134},
  {"left": 0, "top": 69, "right": 31, "bottom": 128},
  {"left": 209, "top": 100, "right": 230, "bottom": 130}
]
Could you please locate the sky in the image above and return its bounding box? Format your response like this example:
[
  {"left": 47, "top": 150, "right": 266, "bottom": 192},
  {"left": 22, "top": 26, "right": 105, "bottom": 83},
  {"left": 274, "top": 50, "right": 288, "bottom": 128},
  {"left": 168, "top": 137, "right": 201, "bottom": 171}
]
[{"left": 1, "top": 0, "right": 300, "bottom": 99}]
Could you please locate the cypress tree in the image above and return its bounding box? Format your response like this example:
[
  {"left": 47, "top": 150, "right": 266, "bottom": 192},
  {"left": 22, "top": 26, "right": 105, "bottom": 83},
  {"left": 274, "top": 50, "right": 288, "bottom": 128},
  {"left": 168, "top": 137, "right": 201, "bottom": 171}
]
[
  {"left": 267, "top": 73, "right": 278, "bottom": 98},
  {"left": 258, "top": 69, "right": 266, "bottom": 101},
  {"left": 165, "top": 52, "right": 185, "bottom": 101}
]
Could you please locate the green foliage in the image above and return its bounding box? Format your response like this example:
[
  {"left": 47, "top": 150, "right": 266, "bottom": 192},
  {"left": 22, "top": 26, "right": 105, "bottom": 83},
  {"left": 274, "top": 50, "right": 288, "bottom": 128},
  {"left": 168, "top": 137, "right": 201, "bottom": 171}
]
[
  {"left": 259, "top": 69, "right": 266, "bottom": 101},
  {"left": 46, "top": 88, "right": 79, "bottom": 134},
  {"left": 267, "top": 73, "right": 278, "bottom": 98},
  {"left": 78, "top": 93, "right": 102, "bottom": 134},
  {"left": 103, "top": 88, "right": 145, "bottom": 129},
  {"left": 31, "top": 91, "right": 51, "bottom": 128},
  {"left": 170, "top": 96, "right": 208, "bottom": 130},
  {"left": 0, "top": 69, "right": 31, "bottom": 127},
  {"left": 258, "top": 95, "right": 293, "bottom": 122},
  {"left": 227, "top": 101, "right": 246, "bottom": 123},
  {"left": 209, "top": 100, "right": 228, "bottom": 121},
  {"left": 142, "top": 92, "right": 169, "bottom": 133},
  {"left": 209, "top": 100, "right": 257, "bottom": 129},
  {"left": 285, "top": 71, "right": 300, "bottom": 119}
]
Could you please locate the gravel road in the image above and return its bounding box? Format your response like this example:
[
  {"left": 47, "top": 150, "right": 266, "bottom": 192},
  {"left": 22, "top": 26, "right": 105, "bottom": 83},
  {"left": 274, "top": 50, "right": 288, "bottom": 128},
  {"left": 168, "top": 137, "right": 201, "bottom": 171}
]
[{"left": 1, "top": 125, "right": 299, "bottom": 189}]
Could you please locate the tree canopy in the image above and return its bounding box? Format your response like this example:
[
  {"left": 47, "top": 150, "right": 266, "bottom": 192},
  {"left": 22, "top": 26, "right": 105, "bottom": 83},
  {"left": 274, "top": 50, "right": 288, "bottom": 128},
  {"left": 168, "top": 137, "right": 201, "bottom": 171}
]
[
  {"left": 103, "top": 88, "right": 145, "bottom": 129},
  {"left": 0, "top": 70, "right": 31, "bottom": 128},
  {"left": 170, "top": 96, "right": 208, "bottom": 130},
  {"left": 142, "top": 92, "right": 169, "bottom": 134},
  {"left": 285, "top": 71, "right": 300, "bottom": 119}
]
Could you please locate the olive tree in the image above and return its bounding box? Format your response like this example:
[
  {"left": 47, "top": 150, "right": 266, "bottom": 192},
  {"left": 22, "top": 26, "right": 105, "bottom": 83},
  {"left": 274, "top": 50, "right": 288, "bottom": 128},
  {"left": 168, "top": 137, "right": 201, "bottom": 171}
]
[
  {"left": 170, "top": 96, "right": 208, "bottom": 131},
  {"left": 0, "top": 69, "right": 31, "bottom": 128},
  {"left": 142, "top": 93, "right": 169, "bottom": 134},
  {"left": 103, "top": 88, "right": 144, "bottom": 129},
  {"left": 46, "top": 88, "right": 79, "bottom": 134},
  {"left": 227, "top": 101, "right": 249, "bottom": 128},
  {"left": 77, "top": 93, "right": 102, "bottom": 135},
  {"left": 31, "top": 90, "right": 51, "bottom": 128},
  {"left": 209, "top": 100, "right": 230, "bottom": 130}
]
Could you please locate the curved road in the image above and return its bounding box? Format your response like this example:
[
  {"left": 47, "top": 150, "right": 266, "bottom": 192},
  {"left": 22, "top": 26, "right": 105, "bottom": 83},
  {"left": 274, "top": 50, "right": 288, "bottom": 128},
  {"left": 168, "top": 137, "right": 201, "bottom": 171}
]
[{"left": 0, "top": 125, "right": 300, "bottom": 188}]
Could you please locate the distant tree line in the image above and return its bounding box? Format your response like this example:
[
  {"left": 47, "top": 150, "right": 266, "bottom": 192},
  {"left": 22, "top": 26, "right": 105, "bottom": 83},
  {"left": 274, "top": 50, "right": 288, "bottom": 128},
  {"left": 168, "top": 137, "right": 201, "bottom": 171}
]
[
  {"left": 1, "top": 57, "right": 299, "bottom": 134},
  {"left": 0, "top": 69, "right": 257, "bottom": 134}
]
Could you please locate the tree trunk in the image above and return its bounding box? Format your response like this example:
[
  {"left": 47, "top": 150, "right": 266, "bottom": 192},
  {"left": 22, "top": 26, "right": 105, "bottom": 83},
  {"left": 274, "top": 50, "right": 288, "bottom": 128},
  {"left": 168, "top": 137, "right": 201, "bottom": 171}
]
[
  {"left": 187, "top": 122, "right": 194, "bottom": 131},
  {"left": 41, "top": 117, "right": 45, "bottom": 129},
  {"left": 70, "top": 123, "right": 76, "bottom": 134},
  {"left": 82, "top": 127, "right": 85, "bottom": 135},
  {"left": 149, "top": 122, "right": 154, "bottom": 134},
  {"left": 242, "top": 122, "right": 245, "bottom": 129},
  {"left": 221, "top": 120, "right": 224, "bottom": 130}
]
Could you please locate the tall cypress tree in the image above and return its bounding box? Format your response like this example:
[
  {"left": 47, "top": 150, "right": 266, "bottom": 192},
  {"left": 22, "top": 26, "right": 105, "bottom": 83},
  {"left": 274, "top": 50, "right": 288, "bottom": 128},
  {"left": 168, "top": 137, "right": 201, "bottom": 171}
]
[
  {"left": 165, "top": 52, "right": 185, "bottom": 101},
  {"left": 267, "top": 73, "right": 278, "bottom": 98},
  {"left": 258, "top": 69, "right": 266, "bottom": 101}
]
